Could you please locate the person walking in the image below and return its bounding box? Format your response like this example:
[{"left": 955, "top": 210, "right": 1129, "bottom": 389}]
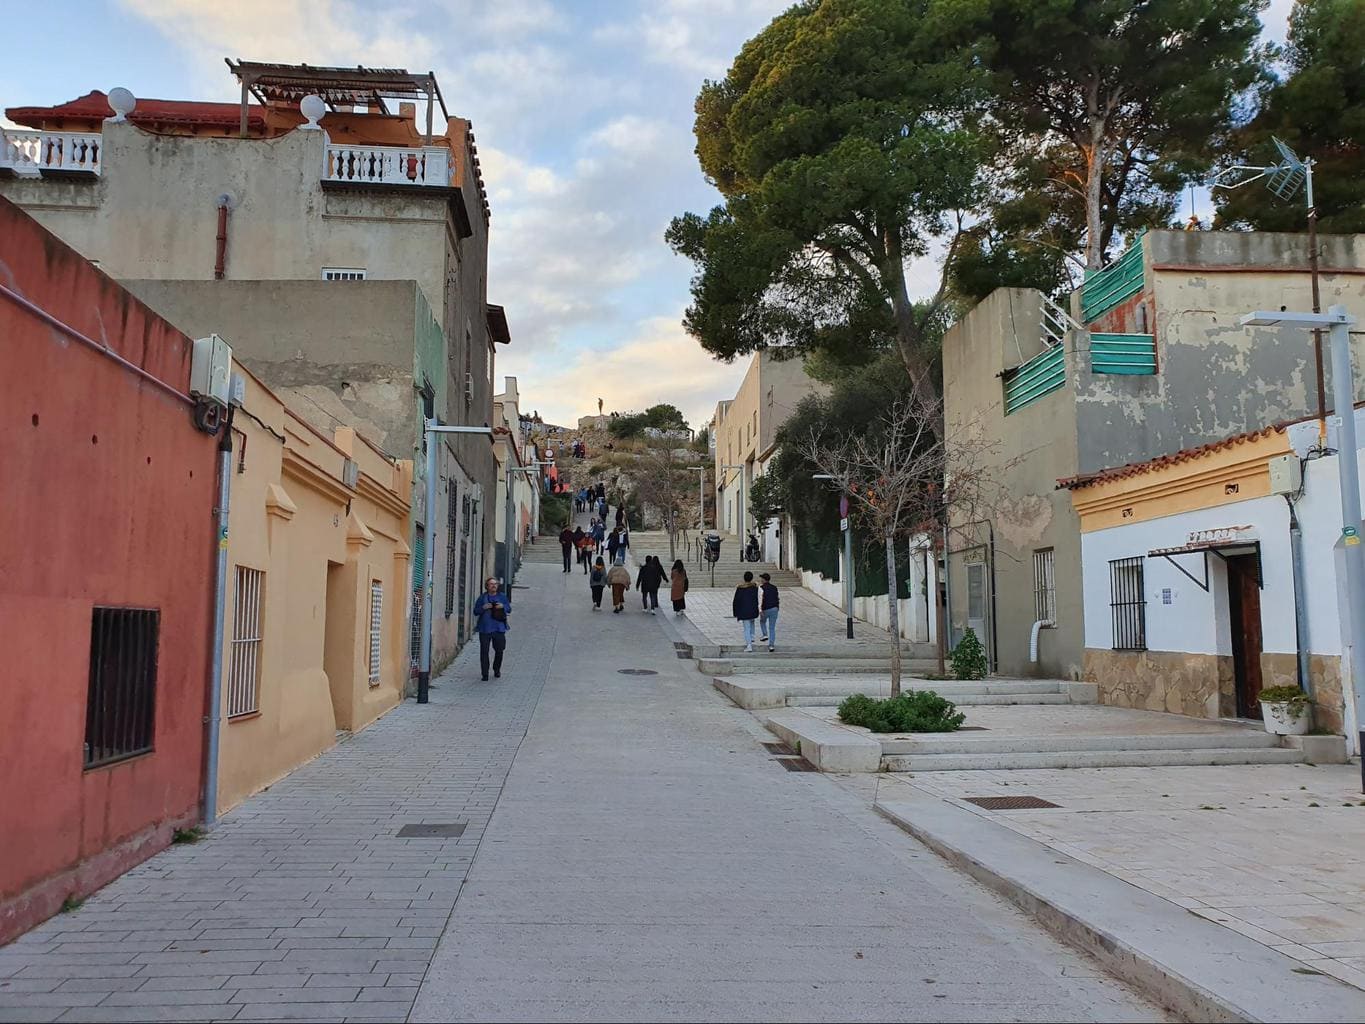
[
  {"left": 606, "top": 560, "right": 632, "bottom": 613},
  {"left": 638, "top": 555, "right": 664, "bottom": 613},
  {"left": 578, "top": 531, "right": 594, "bottom": 573},
  {"left": 472, "top": 577, "right": 510, "bottom": 680},
  {"left": 670, "top": 559, "right": 689, "bottom": 616},
  {"left": 615, "top": 502, "right": 625, "bottom": 528},
  {"left": 592, "top": 517, "right": 605, "bottom": 555},
  {"left": 589, "top": 557, "right": 607, "bottom": 610},
  {"left": 606, "top": 527, "right": 621, "bottom": 566},
  {"left": 732, "top": 570, "right": 761, "bottom": 653},
  {"left": 615, "top": 525, "right": 630, "bottom": 565},
  {"left": 558, "top": 524, "right": 574, "bottom": 573},
  {"left": 759, "top": 571, "right": 780, "bottom": 652}
]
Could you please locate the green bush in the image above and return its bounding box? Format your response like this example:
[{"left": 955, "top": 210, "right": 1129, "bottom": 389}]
[
  {"left": 539, "top": 493, "right": 571, "bottom": 532},
  {"left": 837, "top": 691, "right": 966, "bottom": 733},
  {"left": 951, "top": 627, "right": 988, "bottom": 680}
]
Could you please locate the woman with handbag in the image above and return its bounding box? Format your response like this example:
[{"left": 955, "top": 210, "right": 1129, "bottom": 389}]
[{"left": 670, "top": 559, "right": 689, "bottom": 616}]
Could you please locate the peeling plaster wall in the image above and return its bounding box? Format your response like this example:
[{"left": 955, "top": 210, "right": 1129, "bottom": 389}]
[
  {"left": 942, "top": 289, "right": 1084, "bottom": 679},
  {"left": 1074, "top": 230, "right": 1365, "bottom": 474}
]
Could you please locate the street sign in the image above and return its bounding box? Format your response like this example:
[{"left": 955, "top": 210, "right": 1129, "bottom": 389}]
[
  {"left": 839, "top": 495, "right": 849, "bottom": 518},
  {"left": 840, "top": 517, "right": 849, "bottom": 532}
]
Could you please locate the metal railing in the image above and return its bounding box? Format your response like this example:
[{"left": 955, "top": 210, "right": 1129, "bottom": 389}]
[{"left": 1003, "top": 346, "right": 1066, "bottom": 415}]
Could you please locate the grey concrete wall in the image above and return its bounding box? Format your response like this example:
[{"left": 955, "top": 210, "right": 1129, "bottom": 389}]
[
  {"left": 122, "top": 279, "right": 422, "bottom": 462},
  {"left": 1074, "top": 229, "right": 1365, "bottom": 474},
  {"left": 942, "top": 289, "right": 1085, "bottom": 679}
]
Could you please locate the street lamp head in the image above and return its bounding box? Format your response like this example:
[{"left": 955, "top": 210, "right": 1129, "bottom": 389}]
[
  {"left": 811, "top": 473, "right": 834, "bottom": 480},
  {"left": 1241, "top": 309, "right": 1356, "bottom": 329}
]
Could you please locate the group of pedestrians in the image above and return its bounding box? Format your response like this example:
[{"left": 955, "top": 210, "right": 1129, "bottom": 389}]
[
  {"left": 732, "top": 570, "right": 780, "bottom": 652},
  {"left": 590, "top": 557, "right": 690, "bottom": 615}
]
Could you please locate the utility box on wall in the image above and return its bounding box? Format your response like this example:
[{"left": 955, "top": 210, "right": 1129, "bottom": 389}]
[
  {"left": 1269, "top": 452, "right": 1303, "bottom": 496},
  {"left": 190, "top": 334, "right": 232, "bottom": 407}
]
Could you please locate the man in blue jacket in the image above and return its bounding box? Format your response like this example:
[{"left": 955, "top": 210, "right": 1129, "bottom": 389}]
[{"left": 472, "top": 577, "right": 511, "bottom": 680}]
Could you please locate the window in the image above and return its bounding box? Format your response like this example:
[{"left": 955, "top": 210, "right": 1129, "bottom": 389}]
[
  {"left": 368, "top": 581, "right": 384, "bottom": 684},
  {"left": 85, "top": 607, "right": 159, "bottom": 768},
  {"left": 1110, "top": 556, "right": 1147, "bottom": 650},
  {"left": 227, "top": 568, "right": 264, "bottom": 717},
  {"left": 1032, "top": 548, "right": 1056, "bottom": 623},
  {"left": 445, "top": 485, "right": 458, "bottom": 617},
  {"left": 322, "top": 268, "right": 366, "bottom": 281},
  {"left": 409, "top": 528, "right": 424, "bottom": 666}
]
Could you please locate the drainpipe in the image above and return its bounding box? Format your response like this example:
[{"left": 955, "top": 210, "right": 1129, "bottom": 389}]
[
  {"left": 203, "top": 405, "right": 234, "bottom": 826},
  {"left": 1286, "top": 496, "right": 1314, "bottom": 697},
  {"left": 214, "top": 197, "right": 230, "bottom": 280}
]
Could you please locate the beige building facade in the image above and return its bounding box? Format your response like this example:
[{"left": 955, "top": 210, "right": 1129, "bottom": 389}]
[{"left": 218, "top": 367, "right": 413, "bottom": 813}]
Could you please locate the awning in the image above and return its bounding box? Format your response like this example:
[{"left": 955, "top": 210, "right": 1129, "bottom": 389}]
[{"left": 1147, "top": 529, "right": 1261, "bottom": 592}]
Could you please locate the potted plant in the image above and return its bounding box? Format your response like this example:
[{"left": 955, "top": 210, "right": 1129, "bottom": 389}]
[{"left": 1258, "top": 685, "right": 1312, "bottom": 736}]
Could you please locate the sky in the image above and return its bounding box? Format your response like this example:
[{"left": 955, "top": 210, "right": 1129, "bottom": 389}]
[{"left": 3, "top": 0, "right": 1297, "bottom": 432}]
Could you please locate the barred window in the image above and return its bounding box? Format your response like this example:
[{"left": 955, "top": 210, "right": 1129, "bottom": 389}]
[
  {"left": 445, "top": 486, "right": 458, "bottom": 617},
  {"left": 227, "top": 567, "right": 264, "bottom": 717},
  {"left": 368, "top": 581, "right": 384, "bottom": 684},
  {"left": 1032, "top": 548, "right": 1056, "bottom": 623},
  {"left": 85, "top": 608, "right": 159, "bottom": 769},
  {"left": 1110, "top": 556, "right": 1147, "bottom": 650},
  {"left": 322, "top": 267, "right": 366, "bottom": 281}
]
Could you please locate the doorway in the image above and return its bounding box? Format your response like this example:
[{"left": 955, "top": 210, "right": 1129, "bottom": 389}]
[
  {"left": 966, "top": 561, "right": 988, "bottom": 649},
  {"left": 1225, "top": 553, "right": 1263, "bottom": 718}
]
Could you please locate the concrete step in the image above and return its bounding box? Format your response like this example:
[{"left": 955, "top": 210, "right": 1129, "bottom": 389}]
[
  {"left": 700, "top": 657, "right": 940, "bottom": 676},
  {"left": 878, "top": 730, "right": 1280, "bottom": 756},
  {"left": 881, "top": 747, "right": 1307, "bottom": 772},
  {"left": 789, "top": 691, "right": 1075, "bottom": 707},
  {"left": 715, "top": 645, "right": 935, "bottom": 660}
]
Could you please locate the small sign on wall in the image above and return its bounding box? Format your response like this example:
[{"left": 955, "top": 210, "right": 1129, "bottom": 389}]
[{"left": 1161, "top": 587, "right": 1173, "bottom": 605}]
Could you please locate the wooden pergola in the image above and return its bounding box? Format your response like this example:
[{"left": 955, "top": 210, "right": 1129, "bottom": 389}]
[{"left": 225, "top": 59, "right": 449, "bottom": 141}]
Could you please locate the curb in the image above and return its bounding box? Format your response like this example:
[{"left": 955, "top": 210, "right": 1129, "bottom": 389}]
[{"left": 875, "top": 794, "right": 1365, "bottom": 1024}]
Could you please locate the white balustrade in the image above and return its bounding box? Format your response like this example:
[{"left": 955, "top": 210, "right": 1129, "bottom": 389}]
[
  {"left": 0, "top": 129, "right": 102, "bottom": 176},
  {"left": 322, "top": 142, "right": 450, "bottom": 187}
]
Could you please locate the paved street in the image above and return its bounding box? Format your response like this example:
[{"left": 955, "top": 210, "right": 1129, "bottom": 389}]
[{"left": 1, "top": 562, "right": 1163, "bottom": 1022}]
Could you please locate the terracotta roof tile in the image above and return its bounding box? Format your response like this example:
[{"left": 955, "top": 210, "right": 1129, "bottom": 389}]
[
  {"left": 1056, "top": 425, "right": 1288, "bottom": 491},
  {"left": 7, "top": 90, "right": 267, "bottom": 130}
]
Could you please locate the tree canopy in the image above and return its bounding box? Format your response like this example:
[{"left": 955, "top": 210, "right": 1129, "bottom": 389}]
[
  {"left": 1216, "top": 0, "right": 1365, "bottom": 233},
  {"left": 949, "top": 0, "right": 1269, "bottom": 275},
  {"left": 608, "top": 403, "right": 691, "bottom": 439},
  {"left": 666, "top": 0, "right": 986, "bottom": 401}
]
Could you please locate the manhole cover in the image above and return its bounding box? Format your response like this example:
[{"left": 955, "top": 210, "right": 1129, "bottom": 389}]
[
  {"left": 762, "top": 741, "right": 796, "bottom": 755},
  {"left": 397, "top": 823, "right": 467, "bottom": 838},
  {"left": 617, "top": 669, "right": 658, "bottom": 675},
  {"left": 774, "top": 757, "right": 819, "bottom": 772},
  {"left": 962, "top": 796, "right": 1059, "bottom": 810}
]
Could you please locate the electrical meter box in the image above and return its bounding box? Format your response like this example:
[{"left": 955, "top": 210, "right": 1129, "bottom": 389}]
[
  {"left": 190, "top": 334, "right": 233, "bottom": 407},
  {"left": 1268, "top": 452, "right": 1302, "bottom": 496}
]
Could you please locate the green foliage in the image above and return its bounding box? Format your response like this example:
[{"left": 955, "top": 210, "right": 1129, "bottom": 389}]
[
  {"left": 666, "top": 0, "right": 986, "bottom": 391},
  {"left": 60, "top": 895, "right": 84, "bottom": 913},
  {"left": 854, "top": 539, "right": 913, "bottom": 599},
  {"left": 950, "top": 627, "right": 988, "bottom": 680},
  {"left": 172, "top": 826, "right": 205, "bottom": 844},
  {"left": 609, "top": 403, "right": 690, "bottom": 439},
  {"left": 952, "top": 0, "right": 1269, "bottom": 270},
  {"left": 837, "top": 691, "right": 966, "bottom": 733},
  {"left": 747, "top": 473, "right": 783, "bottom": 529},
  {"left": 539, "top": 493, "right": 571, "bottom": 532},
  {"left": 1216, "top": 0, "right": 1365, "bottom": 233},
  {"left": 1259, "top": 685, "right": 1312, "bottom": 713}
]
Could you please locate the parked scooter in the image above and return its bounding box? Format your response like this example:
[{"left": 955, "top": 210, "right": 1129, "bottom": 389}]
[{"left": 744, "top": 531, "right": 762, "bottom": 562}]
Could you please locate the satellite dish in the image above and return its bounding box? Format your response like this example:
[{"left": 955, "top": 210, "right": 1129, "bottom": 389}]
[{"left": 1266, "top": 137, "right": 1307, "bottom": 200}]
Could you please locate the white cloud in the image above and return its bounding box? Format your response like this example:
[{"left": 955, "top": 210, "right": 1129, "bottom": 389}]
[{"left": 500, "top": 314, "right": 746, "bottom": 430}]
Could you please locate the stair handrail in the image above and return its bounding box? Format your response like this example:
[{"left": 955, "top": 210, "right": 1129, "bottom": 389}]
[{"left": 1040, "top": 294, "right": 1085, "bottom": 349}]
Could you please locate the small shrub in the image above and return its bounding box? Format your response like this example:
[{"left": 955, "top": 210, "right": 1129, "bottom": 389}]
[
  {"left": 1259, "top": 685, "right": 1311, "bottom": 718},
  {"left": 60, "top": 895, "right": 83, "bottom": 913},
  {"left": 950, "top": 628, "right": 988, "bottom": 680},
  {"left": 837, "top": 691, "right": 966, "bottom": 733},
  {"left": 172, "top": 826, "right": 205, "bottom": 845}
]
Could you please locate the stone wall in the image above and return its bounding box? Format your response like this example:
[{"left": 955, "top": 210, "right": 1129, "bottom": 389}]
[
  {"left": 1264, "top": 652, "right": 1345, "bottom": 734},
  {"left": 1084, "top": 649, "right": 1235, "bottom": 718}
]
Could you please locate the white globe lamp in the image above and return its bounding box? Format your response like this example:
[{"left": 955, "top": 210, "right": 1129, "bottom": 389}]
[
  {"left": 299, "top": 94, "right": 326, "bottom": 130},
  {"left": 107, "top": 87, "right": 136, "bottom": 123}
]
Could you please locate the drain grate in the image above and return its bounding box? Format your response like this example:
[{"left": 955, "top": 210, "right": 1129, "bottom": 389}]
[
  {"left": 397, "top": 823, "right": 467, "bottom": 838},
  {"left": 962, "top": 796, "right": 1059, "bottom": 811},
  {"left": 618, "top": 668, "right": 658, "bottom": 676},
  {"left": 762, "top": 741, "right": 796, "bottom": 755},
  {"left": 774, "top": 757, "right": 819, "bottom": 772}
]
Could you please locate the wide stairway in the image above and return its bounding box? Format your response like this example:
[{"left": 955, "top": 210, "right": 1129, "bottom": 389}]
[{"left": 627, "top": 530, "right": 801, "bottom": 588}]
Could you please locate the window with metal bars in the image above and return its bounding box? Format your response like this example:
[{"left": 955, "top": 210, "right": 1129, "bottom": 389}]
[
  {"left": 1032, "top": 548, "right": 1056, "bottom": 623},
  {"left": 445, "top": 485, "right": 458, "bottom": 617},
  {"left": 1110, "top": 556, "right": 1147, "bottom": 650},
  {"left": 84, "top": 607, "right": 159, "bottom": 769},
  {"left": 228, "top": 567, "right": 264, "bottom": 717},
  {"left": 409, "top": 526, "right": 424, "bottom": 665},
  {"left": 322, "top": 267, "right": 366, "bottom": 281},
  {"left": 369, "top": 581, "right": 384, "bottom": 684}
]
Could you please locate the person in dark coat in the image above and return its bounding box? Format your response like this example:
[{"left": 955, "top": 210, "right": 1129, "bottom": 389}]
[
  {"left": 589, "top": 557, "right": 607, "bottom": 610},
  {"left": 606, "top": 528, "right": 621, "bottom": 565},
  {"left": 472, "top": 577, "right": 511, "bottom": 680},
  {"left": 558, "top": 525, "right": 574, "bottom": 573},
  {"left": 636, "top": 556, "right": 665, "bottom": 613},
  {"left": 732, "top": 571, "right": 761, "bottom": 653},
  {"left": 670, "top": 560, "right": 689, "bottom": 615},
  {"left": 759, "top": 572, "right": 780, "bottom": 652}
]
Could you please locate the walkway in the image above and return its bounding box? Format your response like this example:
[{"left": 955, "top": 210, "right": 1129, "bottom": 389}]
[{"left": 0, "top": 563, "right": 1162, "bottom": 1022}]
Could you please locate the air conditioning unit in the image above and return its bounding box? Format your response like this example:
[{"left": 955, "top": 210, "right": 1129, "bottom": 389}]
[
  {"left": 190, "top": 334, "right": 233, "bottom": 407},
  {"left": 342, "top": 459, "right": 359, "bottom": 489}
]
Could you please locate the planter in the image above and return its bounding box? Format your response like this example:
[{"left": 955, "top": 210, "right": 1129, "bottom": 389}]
[{"left": 1261, "top": 700, "right": 1311, "bottom": 736}]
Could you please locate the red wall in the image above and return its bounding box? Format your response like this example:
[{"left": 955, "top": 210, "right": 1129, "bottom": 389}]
[{"left": 0, "top": 198, "right": 217, "bottom": 943}]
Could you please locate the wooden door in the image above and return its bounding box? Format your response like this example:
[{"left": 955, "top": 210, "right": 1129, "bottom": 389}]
[{"left": 1226, "top": 554, "right": 1264, "bottom": 718}]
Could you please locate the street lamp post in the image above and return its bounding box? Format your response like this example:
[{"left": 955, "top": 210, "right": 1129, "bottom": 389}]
[
  {"left": 419, "top": 419, "right": 494, "bottom": 705},
  {"left": 690, "top": 466, "right": 706, "bottom": 532},
  {"left": 813, "top": 474, "right": 854, "bottom": 639},
  {"left": 1242, "top": 306, "right": 1365, "bottom": 788}
]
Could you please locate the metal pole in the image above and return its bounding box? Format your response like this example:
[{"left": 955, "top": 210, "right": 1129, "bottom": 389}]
[
  {"left": 1308, "top": 161, "right": 1327, "bottom": 445},
  {"left": 417, "top": 419, "right": 438, "bottom": 704},
  {"left": 843, "top": 509, "right": 854, "bottom": 639},
  {"left": 1327, "top": 307, "right": 1365, "bottom": 789},
  {"left": 505, "top": 463, "right": 517, "bottom": 589},
  {"left": 204, "top": 406, "right": 234, "bottom": 825}
]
